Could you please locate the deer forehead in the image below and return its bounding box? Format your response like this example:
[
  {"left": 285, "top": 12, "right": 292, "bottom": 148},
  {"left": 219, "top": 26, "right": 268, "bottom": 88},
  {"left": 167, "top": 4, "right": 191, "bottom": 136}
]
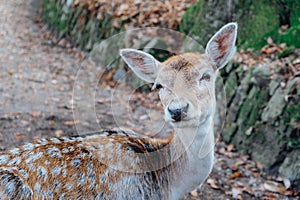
[{"left": 157, "top": 53, "right": 213, "bottom": 85}]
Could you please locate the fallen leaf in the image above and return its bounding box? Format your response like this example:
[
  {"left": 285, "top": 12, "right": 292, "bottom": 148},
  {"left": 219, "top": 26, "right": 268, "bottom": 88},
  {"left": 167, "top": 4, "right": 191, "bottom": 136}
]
[
  {"left": 230, "top": 171, "right": 242, "bottom": 179},
  {"left": 21, "top": 120, "right": 29, "bottom": 126},
  {"left": 55, "top": 130, "right": 64, "bottom": 137},
  {"left": 231, "top": 187, "right": 243, "bottom": 199},
  {"left": 267, "top": 37, "right": 274, "bottom": 45},
  {"left": 266, "top": 193, "right": 278, "bottom": 199},
  {"left": 245, "top": 127, "right": 253, "bottom": 136},
  {"left": 227, "top": 143, "right": 234, "bottom": 152},
  {"left": 49, "top": 120, "right": 55, "bottom": 126},
  {"left": 64, "top": 121, "right": 75, "bottom": 126},
  {"left": 29, "top": 111, "right": 41, "bottom": 117},
  {"left": 15, "top": 134, "right": 27, "bottom": 140},
  {"left": 190, "top": 189, "right": 198, "bottom": 197},
  {"left": 207, "top": 178, "right": 219, "bottom": 189},
  {"left": 256, "top": 161, "right": 264, "bottom": 170},
  {"left": 263, "top": 181, "right": 286, "bottom": 194},
  {"left": 6, "top": 69, "right": 14, "bottom": 76}
]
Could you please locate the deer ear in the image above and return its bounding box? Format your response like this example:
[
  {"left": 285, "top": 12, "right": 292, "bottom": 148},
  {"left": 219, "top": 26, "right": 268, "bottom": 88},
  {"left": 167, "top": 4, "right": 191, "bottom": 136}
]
[
  {"left": 205, "top": 23, "right": 237, "bottom": 70},
  {"left": 120, "top": 49, "right": 160, "bottom": 83}
]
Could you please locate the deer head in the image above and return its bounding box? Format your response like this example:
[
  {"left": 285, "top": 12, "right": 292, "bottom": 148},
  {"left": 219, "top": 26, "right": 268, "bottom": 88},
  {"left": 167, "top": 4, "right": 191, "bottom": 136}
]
[{"left": 120, "top": 23, "right": 237, "bottom": 129}]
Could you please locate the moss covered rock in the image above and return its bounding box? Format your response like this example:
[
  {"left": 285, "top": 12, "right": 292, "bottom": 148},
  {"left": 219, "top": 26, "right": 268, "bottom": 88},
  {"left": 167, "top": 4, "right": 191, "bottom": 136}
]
[
  {"left": 180, "top": 0, "right": 300, "bottom": 50},
  {"left": 220, "top": 59, "right": 300, "bottom": 180},
  {"left": 42, "top": 0, "right": 123, "bottom": 51}
]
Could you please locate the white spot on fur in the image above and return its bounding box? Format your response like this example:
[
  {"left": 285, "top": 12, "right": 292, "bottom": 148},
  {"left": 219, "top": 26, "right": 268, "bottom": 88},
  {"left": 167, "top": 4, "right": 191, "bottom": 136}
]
[
  {"left": 51, "top": 166, "right": 62, "bottom": 177},
  {"left": 37, "top": 166, "right": 47, "bottom": 181},
  {"left": 9, "top": 148, "right": 20, "bottom": 155},
  {"left": 50, "top": 138, "right": 61, "bottom": 143},
  {"left": 23, "top": 143, "right": 35, "bottom": 151},
  {"left": 7, "top": 157, "right": 22, "bottom": 166},
  {"left": 26, "top": 152, "right": 43, "bottom": 163},
  {"left": 34, "top": 183, "right": 41, "bottom": 195},
  {"left": 39, "top": 138, "right": 48, "bottom": 145},
  {"left": 18, "top": 169, "right": 28, "bottom": 178},
  {"left": 0, "top": 155, "right": 10, "bottom": 164}
]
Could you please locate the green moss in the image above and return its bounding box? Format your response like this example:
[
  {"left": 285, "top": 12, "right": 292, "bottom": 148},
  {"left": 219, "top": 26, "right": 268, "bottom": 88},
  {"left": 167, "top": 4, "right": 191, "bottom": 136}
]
[
  {"left": 179, "top": 0, "right": 203, "bottom": 34},
  {"left": 235, "top": 86, "right": 269, "bottom": 133},
  {"left": 241, "top": 90, "right": 268, "bottom": 131},
  {"left": 238, "top": 1, "right": 279, "bottom": 50},
  {"left": 290, "top": 1, "right": 300, "bottom": 26},
  {"left": 42, "top": 0, "right": 58, "bottom": 26},
  {"left": 277, "top": 26, "right": 300, "bottom": 48},
  {"left": 224, "top": 72, "right": 238, "bottom": 102},
  {"left": 149, "top": 49, "right": 172, "bottom": 62},
  {"left": 287, "top": 138, "right": 300, "bottom": 149},
  {"left": 237, "top": 96, "right": 254, "bottom": 131},
  {"left": 284, "top": 104, "right": 300, "bottom": 124},
  {"left": 248, "top": 122, "right": 268, "bottom": 146},
  {"left": 42, "top": 0, "right": 71, "bottom": 38},
  {"left": 278, "top": 46, "right": 296, "bottom": 58},
  {"left": 42, "top": 0, "right": 124, "bottom": 51},
  {"left": 222, "top": 123, "right": 237, "bottom": 143},
  {"left": 247, "top": 0, "right": 300, "bottom": 48},
  {"left": 180, "top": 0, "right": 299, "bottom": 50}
]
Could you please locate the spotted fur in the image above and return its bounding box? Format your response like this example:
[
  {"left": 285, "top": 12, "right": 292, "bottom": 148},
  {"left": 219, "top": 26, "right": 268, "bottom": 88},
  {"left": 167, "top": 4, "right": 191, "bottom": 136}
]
[
  {"left": 0, "top": 131, "right": 185, "bottom": 199},
  {"left": 0, "top": 130, "right": 184, "bottom": 199}
]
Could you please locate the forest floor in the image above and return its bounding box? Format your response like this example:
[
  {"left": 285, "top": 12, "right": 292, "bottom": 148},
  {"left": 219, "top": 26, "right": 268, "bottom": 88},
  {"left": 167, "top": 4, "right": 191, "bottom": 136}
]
[{"left": 0, "top": 0, "right": 298, "bottom": 199}]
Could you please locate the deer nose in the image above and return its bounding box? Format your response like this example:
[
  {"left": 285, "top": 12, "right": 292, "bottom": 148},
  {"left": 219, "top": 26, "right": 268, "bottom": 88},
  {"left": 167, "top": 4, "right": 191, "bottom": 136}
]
[{"left": 167, "top": 103, "right": 189, "bottom": 121}]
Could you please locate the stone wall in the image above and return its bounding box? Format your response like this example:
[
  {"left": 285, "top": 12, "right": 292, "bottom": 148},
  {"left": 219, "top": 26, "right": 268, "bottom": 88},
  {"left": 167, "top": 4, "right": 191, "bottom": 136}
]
[
  {"left": 42, "top": 0, "right": 124, "bottom": 51},
  {"left": 219, "top": 60, "right": 299, "bottom": 180}
]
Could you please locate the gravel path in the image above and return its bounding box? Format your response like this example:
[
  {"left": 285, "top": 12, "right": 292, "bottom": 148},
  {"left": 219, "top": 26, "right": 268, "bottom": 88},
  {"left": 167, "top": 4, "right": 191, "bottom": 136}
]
[
  {"left": 0, "top": 0, "right": 88, "bottom": 114},
  {"left": 0, "top": 0, "right": 104, "bottom": 148}
]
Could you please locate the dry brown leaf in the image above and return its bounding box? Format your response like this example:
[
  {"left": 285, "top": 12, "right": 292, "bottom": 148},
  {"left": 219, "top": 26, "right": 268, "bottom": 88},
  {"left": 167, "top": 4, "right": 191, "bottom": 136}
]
[
  {"left": 6, "top": 69, "right": 14, "bottom": 76},
  {"left": 242, "top": 187, "right": 254, "bottom": 195},
  {"left": 15, "top": 134, "right": 28, "bottom": 140},
  {"left": 207, "top": 178, "right": 219, "bottom": 189},
  {"left": 263, "top": 180, "right": 286, "bottom": 194},
  {"left": 231, "top": 165, "right": 238, "bottom": 171},
  {"left": 29, "top": 111, "right": 42, "bottom": 117},
  {"left": 256, "top": 161, "right": 264, "bottom": 170},
  {"left": 98, "top": 98, "right": 109, "bottom": 104},
  {"left": 71, "top": 0, "right": 197, "bottom": 29},
  {"left": 64, "top": 121, "right": 75, "bottom": 126},
  {"left": 20, "top": 120, "right": 29, "bottom": 126},
  {"left": 190, "top": 189, "right": 198, "bottom": 197},
  {"left": 266, "top": 193, "right": 278, "bottom": 199},
  {"left": 227, "top": 143, "right": 234, "bottom": 152},
  {"left": 48, "top": 120, "right": 55, "bottom": 126},
  {"left": 230, "top": 171, "right": 242, "bottom": 179}
]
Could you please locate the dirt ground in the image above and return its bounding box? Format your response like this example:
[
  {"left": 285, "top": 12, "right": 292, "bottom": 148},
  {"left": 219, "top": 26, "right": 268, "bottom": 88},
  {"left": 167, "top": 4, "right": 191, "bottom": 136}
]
[{"left": 0, "top": 0, "right": 298, "bottom": 199}]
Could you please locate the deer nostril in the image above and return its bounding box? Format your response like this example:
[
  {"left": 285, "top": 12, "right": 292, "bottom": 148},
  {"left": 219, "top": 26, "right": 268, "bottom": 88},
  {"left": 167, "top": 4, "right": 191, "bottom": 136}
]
[{"left": 168, "top": 104, "right": 189, "bottom": 122}]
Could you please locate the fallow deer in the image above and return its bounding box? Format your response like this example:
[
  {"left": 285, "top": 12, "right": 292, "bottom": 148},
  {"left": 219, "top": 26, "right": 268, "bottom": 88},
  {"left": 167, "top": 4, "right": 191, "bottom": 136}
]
[{"left": 0, "top": 23, "right": 237, "bottom": 199}]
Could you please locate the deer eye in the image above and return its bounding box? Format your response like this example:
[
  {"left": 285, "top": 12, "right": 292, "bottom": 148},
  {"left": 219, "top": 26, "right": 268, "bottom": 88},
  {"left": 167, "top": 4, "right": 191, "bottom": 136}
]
[
  {"left": 200, "top": 73, "right": 211, "bottom": 81},
  {"left": 151, "top": 83, "right": 163, "bottom": 91}
]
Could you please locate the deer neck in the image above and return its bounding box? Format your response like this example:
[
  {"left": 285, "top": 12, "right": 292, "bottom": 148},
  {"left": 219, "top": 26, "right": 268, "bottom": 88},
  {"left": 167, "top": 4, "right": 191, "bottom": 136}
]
[{"left": 169, "top": 116, "right": 215, "bottom": 199}]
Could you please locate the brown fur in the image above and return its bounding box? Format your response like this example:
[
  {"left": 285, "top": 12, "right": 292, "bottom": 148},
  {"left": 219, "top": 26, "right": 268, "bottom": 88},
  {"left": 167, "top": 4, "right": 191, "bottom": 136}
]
[{"left": 0, "top": 130, "right": 185, "bottom": 199}]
